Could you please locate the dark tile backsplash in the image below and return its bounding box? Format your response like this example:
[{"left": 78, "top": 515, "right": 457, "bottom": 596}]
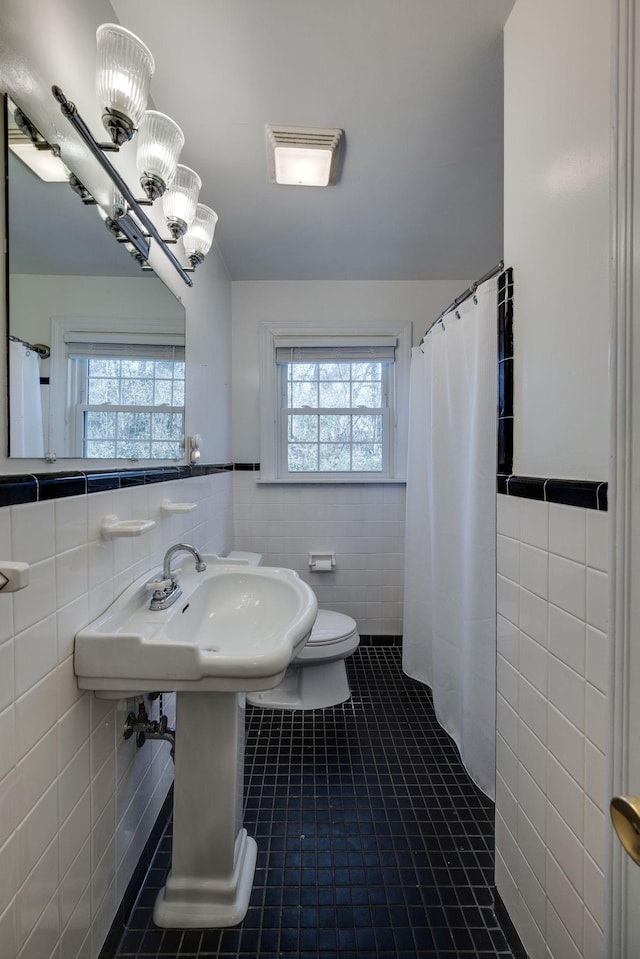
[{"left": 0, "top": 463, "right": 233, "bottom": 508}]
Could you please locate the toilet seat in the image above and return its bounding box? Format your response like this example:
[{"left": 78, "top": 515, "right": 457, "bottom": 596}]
[
  {"left": 306, "top": 609, "right": 357, "bottom": 646},
  {"left": 294, "top": 609, "right": 359, "bottom": 664}
]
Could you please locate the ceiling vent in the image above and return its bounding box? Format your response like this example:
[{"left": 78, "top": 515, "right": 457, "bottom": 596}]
[{"left": 265, "top": 124, "right": 343, "bottom": 187}]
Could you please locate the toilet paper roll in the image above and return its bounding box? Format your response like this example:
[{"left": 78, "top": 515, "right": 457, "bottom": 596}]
[{"left": 313, "top": 559, "right": 334, "bottom": 571}]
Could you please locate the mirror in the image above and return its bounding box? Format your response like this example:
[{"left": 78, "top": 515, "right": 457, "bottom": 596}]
[{"left": 5, "top": 96, "right": 186, "bottom": 460}]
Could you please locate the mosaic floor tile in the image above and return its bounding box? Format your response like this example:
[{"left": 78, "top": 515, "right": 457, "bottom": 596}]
[{"left": 107, "top": 647, "right": 525, "bottom": 959}]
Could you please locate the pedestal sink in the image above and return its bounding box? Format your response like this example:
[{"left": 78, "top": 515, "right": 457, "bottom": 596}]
[{"left": 74, "top": 555, "right": 317, "bottom": 927}]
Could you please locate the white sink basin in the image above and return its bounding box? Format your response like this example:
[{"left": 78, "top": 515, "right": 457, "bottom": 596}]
[{"left": 74, "top": 555, "right": 318, "bottom": 696}]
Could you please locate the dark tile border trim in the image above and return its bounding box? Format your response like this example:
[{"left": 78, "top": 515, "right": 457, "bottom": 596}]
[
  {"left": 98, "top": 787, "right": 173, "bottom": 959},
  {"left": 498, "top": 474, "right": 608, "bottom": 511},
  {"left": 495, "top": 271, "right": 608, "bottom": 512},
  {"left": 0, "top": 463, "right": 233, "bottom": 508},
  {"left": 497, "top": 268, "right": 514, "bottom": 477}
]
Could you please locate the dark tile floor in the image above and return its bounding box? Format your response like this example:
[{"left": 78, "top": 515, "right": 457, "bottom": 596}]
[{"left": 110, "top": 646, "right": 526, "bottom": 958}]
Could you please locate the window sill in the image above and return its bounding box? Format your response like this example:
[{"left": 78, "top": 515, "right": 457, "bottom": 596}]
[{"left": 256, "top": 476, "right": 406, "bottom": 485}]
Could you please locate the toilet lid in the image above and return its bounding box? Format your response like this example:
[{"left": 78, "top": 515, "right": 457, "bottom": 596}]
[{"left": 308, "top": 609, "right": 358, "bottom": 646}]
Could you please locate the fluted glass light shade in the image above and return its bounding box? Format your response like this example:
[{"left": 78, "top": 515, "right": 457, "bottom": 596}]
[
  {"left": 96, "top": 24, "right": 154, "bottom": 146},
  {"left": 162, "top": 165, "right": 202, "bottom": 239},
  {"left": 135, "top": 110, "right": 184, "bottom": 201},
  {"left": 183, "top": 204, "right": 218, "bottom": 266}
]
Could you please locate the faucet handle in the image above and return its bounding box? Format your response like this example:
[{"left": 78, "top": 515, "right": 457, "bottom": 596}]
[{"left": 146, "top": 577, "right": 174, "bottom": 593}]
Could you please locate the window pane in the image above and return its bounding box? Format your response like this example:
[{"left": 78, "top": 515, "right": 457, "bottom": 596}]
[
  {"left": 88, "top": 378, "right": 120, "bottom": 404},
  {"left": 289, "top": 362, "right": 318, "bottom": 380},
  {"left": 84, "top": 411, "right": 115, "bottom": 439},
  {"left": 88, "top": 358, "right": 120, "bottom": 377},
  {"left": 154, "top": 380, "right": 174, "bottom": 405},
  {"left": 290, "top": 382, "right": 318, "bottom": 407},
  {"left": 319, "top": 363, "right": 350, "bottom": 381},
  {"left": 85, "top": 440, "right": 116, "bottom": 457},
  {"left": 352, "top": 382, "right": 382, "bottom": 407},
  {"left": 118, "top": 412, "right": 151, "bottom": 440},
  {"left": 288, "top": 444, "right": 318, "bottom": 471},
  {"left": 152, "top": 413, "right": 183, "bottom": 440},
  {"left": 289, "top": 415, "right": 318, "bottom": 442},
  {"left": 352, "top": 362, "right": 382, "bottom": 381},
  {"left": 155, "top": 360, "right": 178, "bottom": 378},
  {"left": 121, "top": 359, "right": 155, "bottom": 378},
  {"left": 173, "top": 380, "right": 185, "bottom": 406},
  {"left": 319, "top": 415, "right": 351, "bottom": 442},
  {"left": 319, "top": 444, "right": 351, "bottom": 471},
  {"left": 319, "top": 381, "right": 350, "bottom": 407},
  {"left": 121, "top": 379, "right": 154, "bottom": 405},
  {"left": 352, "top": 414, "right": 383, "bottom": 443},
  {"left": 352, "top": 444, "right": 383, "bottom": 471},
  {"left": 117, "top": 440, "right": 150, "bottom": 458}
]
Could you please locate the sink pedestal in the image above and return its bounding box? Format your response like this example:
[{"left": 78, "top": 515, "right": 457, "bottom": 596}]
[{"left": 153, "top": 691, "right": 257, "bottom": 928}]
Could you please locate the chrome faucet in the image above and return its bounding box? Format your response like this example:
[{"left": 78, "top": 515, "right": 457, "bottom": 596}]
[{"left": 149, "top": 543, "right": 207, "bottom": 610}]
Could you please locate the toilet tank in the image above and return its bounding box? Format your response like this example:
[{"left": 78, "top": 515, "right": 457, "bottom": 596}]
[{"left": 226, "top": 550, "right": 262, "bottom": 566}]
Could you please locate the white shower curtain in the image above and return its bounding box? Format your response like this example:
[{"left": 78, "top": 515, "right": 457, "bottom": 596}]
[
  {"left": 403, "top": 277, "right": 498, "bottom": 799},
  {"left": 9, "top": 339, "right": 45, "bottom": 457}
]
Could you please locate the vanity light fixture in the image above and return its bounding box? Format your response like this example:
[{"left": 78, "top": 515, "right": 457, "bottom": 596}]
[
  {"left": 48, "top": 22, "right": 218, "bottom": 285},
  {"left": 265, "top": 124, "right": 344, "bottom": 187},
  {"left": 163, "top": 165, "right": 202, "bottom": 239},
  {"left": 174, "top": 195, "right": 216, "bottom": 268},
  {"left": 183, "top": 204, "right": 218, "bottom": 268},
  {"left": 96, "top": 23, "right": 154, "bottom": 146},
  {"left": 135, "top": 110, "right": 184, "bottom": 201}
]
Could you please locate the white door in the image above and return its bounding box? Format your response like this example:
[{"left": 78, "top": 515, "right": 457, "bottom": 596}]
[{"left": 608, "top": 1, "right": 640, "bottom": 954}]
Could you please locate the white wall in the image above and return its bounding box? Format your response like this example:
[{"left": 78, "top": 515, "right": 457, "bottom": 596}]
[
  {"left": 498, "top": 1, "right": 612, "bottom": 957},
  {"left": 504, "top": 0, "right": 610, "bottom": 482},
  {"left": 9, "top": 274, "right": 184, "bottom": 350},
  {"left": 495, "top": 495, "right": 609, "bottom": 959}
]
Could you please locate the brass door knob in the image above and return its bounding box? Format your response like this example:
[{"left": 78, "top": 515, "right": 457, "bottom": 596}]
[{"left": 611, "top": 796, "right": 640, "bottom": 865}]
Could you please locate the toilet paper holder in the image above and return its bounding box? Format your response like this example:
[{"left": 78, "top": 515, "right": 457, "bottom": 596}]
[{"left": 308, "top": 552, "right": 336, "bottom": 572}]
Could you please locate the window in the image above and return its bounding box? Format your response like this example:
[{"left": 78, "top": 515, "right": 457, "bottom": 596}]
[
  {"left": 260, "top": 325, "right": 411, "bottom": 482},
  {"left": 51, "top": 330, "right": 185, "bottom": 459},
  {"left": 68, "top": 345, "right": 185, "bottom": 458}
]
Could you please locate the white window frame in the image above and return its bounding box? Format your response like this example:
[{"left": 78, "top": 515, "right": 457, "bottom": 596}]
[
  {"left": 259, "top": 319, "right": 412, "bottom": 483},
  {"left": 49, "top": 315, "right": 184, "bottom": 458}
]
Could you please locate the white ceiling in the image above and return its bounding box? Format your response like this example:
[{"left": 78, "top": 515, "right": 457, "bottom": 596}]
[{"left": 109, "top": 0, "right": 515, "bottom": 282}]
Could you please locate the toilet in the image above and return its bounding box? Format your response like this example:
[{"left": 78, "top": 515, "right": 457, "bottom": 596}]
[{"left": 227, "top": 552, "right": 360, "bottom": 710}]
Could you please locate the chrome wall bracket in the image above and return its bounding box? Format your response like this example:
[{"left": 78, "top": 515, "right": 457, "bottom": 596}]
[{"left": 51, "top": 85, "right": 193, "bottom": 287}]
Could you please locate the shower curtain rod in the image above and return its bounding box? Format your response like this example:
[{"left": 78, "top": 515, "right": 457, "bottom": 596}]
[
  {"left": 421, "top": 260, "right": 505, "bottom": 342},
  {"left": 9, "top": 334, "right": 51, "bottom": 359}
]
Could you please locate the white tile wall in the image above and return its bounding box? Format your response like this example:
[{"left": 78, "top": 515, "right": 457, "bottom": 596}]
[
  {"left": 233, "top": 472, "right": 405, "bottom": 634},
  {"left": 0, "top": 472, "right": 234, "bottom": 959},
  {"left": 495, "top": 494, "right": 609, "bottom": 959}
]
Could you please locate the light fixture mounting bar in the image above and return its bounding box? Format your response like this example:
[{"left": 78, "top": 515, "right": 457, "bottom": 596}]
[{"left": 51, "top": 85, "right": 193, "bottom": 287}]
